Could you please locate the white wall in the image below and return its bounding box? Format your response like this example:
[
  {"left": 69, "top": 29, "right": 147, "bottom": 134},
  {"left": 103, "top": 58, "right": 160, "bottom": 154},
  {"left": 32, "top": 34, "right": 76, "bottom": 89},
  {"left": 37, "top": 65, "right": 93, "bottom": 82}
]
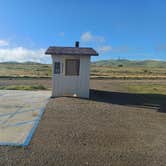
[{"left": 51, "top": 55, "right": 90, "bottom": 98}]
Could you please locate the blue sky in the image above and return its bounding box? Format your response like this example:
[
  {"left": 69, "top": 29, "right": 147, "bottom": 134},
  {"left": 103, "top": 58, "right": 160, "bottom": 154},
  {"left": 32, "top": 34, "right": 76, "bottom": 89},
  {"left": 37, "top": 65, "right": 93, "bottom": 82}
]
[{"left": 0, "top": 0, "right": 166, "bottom": 63}]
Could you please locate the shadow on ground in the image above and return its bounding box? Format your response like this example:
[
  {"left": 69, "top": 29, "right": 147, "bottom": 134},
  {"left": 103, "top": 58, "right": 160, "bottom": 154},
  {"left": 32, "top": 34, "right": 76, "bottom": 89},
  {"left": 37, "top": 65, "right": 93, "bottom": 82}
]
[{"left": 90, "top": 89, "right": 166, "bottom": 113}]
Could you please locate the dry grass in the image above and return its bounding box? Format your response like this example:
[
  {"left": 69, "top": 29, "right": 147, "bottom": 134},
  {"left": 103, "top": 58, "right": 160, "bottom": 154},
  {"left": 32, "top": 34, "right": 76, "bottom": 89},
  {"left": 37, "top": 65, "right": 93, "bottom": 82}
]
[
  {"left": 0, "top": 63, "right": 166, "bottom": 79},
  {"left": 91, "top": 65, "right": 166, "bottom": 79},
  {"left": 0, "top": 85, "right": 47, "bottom": 90}
]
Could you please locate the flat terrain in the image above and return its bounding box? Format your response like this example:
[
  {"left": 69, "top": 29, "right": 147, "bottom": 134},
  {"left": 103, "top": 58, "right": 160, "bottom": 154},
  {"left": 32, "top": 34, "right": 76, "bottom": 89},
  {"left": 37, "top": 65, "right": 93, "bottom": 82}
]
[
  {"left": 1, "top": 60, "right": 166, "bottom": 79},
  {"left": 0, "top": 90, "right": 50, "bottom": 146},
  {"left": 0, "top": 79, "right": 166, "bottom": 166}
]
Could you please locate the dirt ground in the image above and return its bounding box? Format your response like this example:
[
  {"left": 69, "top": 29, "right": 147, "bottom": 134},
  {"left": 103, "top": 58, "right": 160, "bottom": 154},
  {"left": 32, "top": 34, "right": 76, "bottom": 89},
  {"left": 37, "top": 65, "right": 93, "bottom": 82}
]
[{"left": 0, "top": 79, "right": 166, "bottom": 166}]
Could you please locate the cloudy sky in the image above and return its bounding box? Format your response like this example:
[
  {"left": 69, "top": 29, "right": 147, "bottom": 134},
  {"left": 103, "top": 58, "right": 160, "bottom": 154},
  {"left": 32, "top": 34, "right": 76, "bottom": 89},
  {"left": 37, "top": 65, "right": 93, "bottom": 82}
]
[{"left": 0, "top": 0, "right": 166, "bottom": 63}]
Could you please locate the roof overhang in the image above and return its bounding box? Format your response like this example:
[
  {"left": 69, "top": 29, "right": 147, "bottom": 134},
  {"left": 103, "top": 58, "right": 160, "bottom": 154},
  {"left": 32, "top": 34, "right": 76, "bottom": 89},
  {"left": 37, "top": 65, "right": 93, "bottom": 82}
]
[{"left": 45, "top": 46, "right": 99, "bottom": 56}]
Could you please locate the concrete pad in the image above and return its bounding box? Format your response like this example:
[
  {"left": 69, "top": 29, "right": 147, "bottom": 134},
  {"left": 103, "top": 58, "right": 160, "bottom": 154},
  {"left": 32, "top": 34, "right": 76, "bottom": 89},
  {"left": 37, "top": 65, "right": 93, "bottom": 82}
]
[{"left": 0, "top": 90, "right": 51, "bottom": 146}]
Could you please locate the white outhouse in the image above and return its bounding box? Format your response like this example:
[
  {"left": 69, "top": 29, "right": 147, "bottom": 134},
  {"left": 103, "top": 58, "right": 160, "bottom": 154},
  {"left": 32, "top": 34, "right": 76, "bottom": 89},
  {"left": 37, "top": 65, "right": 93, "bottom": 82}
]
[{"left": 45, "top": 41, "right": 98, "bottom": 98}]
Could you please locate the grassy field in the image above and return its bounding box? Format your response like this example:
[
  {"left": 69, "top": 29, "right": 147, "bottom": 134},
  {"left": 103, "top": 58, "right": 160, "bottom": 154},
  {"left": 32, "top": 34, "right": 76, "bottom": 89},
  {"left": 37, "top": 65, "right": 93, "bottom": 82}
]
[
  {"left": 0, "top": 62, "right": 52, "bottom": 77},
  {"left": 0, "top": 84, "right": 47, "bottom": 90},
  {"left": 0, "top": 78, "right": 166, "bottom": 104},
  {"left": 126, "top": 84, "right": 166, "bottom": 95},
  {"left": 91, "top": 65, "right": 166, "bottom": 79},
  {"left": 0, "top": 60, "right": 166, "bottom": 93},
  {"left": 0, "top": 60, "right": 166, "bottom": 79}
]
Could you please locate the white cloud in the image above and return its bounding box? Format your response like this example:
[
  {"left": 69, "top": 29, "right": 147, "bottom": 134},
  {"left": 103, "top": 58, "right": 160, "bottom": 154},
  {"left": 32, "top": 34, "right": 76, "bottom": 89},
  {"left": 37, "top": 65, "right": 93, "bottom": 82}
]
[
  {"left": 0, "top": 47, "right": 51, "bottom": 63},
  {"left": 0, "top": 40, "right": 9, "bottom": 47},
  {"left": 81, "top": 32, "right": 105, "bottom": 43},
  {"left": 97, "top": 45, "right": 112, "bottom": 53}
]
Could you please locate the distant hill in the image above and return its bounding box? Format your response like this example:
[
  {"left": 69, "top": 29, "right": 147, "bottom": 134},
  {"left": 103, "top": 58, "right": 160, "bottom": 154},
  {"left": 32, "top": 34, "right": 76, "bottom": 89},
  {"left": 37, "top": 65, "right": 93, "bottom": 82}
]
[
  {"left": 0, "top": 61, "right": 43, "bottom": 65},
  {"left": 92, "top": 59, "right": 166, "bottom": 68},
  {"left": 0, "top": 59, "right": 166, "bottom": 68},
  {"left": 0, "top": 61, "right": 20, "bottom": 64}
]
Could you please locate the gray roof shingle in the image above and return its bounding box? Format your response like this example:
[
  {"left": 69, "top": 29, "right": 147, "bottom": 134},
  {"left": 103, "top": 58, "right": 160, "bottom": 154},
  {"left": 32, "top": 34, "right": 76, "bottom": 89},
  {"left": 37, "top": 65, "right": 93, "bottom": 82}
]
[{"left": 45, "top": 46, "right": 99, "bottom": 56}]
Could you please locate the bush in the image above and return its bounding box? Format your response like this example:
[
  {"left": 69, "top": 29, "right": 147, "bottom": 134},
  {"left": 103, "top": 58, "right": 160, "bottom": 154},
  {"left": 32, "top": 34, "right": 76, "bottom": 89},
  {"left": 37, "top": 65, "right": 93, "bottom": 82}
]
[{"left": 118, "top": 64, "right": 123, "bottom": 67}]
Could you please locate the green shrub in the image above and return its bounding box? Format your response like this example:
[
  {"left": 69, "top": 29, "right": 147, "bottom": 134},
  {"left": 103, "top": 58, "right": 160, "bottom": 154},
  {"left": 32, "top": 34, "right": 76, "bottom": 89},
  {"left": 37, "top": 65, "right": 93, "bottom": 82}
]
[{"left": 0, "top": 85, "right": 47, "bottom": 90}]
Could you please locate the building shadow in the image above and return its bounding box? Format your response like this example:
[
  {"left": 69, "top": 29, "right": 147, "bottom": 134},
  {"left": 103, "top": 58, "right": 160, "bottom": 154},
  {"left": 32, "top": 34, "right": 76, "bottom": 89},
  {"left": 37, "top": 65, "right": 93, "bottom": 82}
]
[{"left": 90, "top": 89, "right": 166, "bottom": 113}]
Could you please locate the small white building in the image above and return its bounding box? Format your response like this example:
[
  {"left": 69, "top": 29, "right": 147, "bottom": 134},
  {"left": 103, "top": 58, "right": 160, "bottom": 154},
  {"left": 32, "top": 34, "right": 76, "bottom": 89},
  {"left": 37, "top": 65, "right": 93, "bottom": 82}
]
[{"left": 45, "top": 41, "right": 98, "bottom": 98}]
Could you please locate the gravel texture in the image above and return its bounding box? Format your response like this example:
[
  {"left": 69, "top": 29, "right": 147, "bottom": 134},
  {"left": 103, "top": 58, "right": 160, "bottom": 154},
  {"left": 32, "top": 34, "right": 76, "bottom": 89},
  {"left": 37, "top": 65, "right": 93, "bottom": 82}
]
[{"left": 0, "top": 79, "right": 166, "bottom": 166}]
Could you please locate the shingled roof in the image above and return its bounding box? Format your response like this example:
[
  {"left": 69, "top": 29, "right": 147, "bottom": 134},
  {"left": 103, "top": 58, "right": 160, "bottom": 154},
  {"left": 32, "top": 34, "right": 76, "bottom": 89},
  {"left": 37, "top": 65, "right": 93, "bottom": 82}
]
[{"left": 45, "top": 46, "right": 99, "bottom": 56}]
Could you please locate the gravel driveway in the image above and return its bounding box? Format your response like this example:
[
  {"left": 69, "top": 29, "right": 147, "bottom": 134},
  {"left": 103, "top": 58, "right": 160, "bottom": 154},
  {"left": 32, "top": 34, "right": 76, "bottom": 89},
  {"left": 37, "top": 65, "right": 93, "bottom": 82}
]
[{"left": 0, "top": 90, "right": 51, "bottom": 146}]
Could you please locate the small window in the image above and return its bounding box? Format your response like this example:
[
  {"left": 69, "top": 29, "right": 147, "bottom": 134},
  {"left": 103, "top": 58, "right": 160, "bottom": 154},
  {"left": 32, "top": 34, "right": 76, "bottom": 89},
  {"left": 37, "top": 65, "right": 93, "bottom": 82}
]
[
  {"left": 54, "top": 62, "right": 60, "bottom": 74},
  {"left": 65, "top": 59, "right": 80, "bottom": 76}
]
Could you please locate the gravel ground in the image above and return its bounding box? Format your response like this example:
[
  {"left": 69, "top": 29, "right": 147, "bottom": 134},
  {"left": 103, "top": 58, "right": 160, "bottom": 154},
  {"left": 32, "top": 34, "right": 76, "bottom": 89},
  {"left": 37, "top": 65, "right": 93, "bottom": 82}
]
[{"left": 0, "top": 79, "right": 166, "bottom": 166}]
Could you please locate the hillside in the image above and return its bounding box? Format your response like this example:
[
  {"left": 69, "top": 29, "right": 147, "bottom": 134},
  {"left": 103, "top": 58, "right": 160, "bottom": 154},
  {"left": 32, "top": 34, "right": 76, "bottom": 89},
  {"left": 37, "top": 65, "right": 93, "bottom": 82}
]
[
  {"left": 93, "top": 59, "right": 166, "bottom": 68},
  {"left": 1, "top": 59, "right": 166, "bottom": 68}
]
